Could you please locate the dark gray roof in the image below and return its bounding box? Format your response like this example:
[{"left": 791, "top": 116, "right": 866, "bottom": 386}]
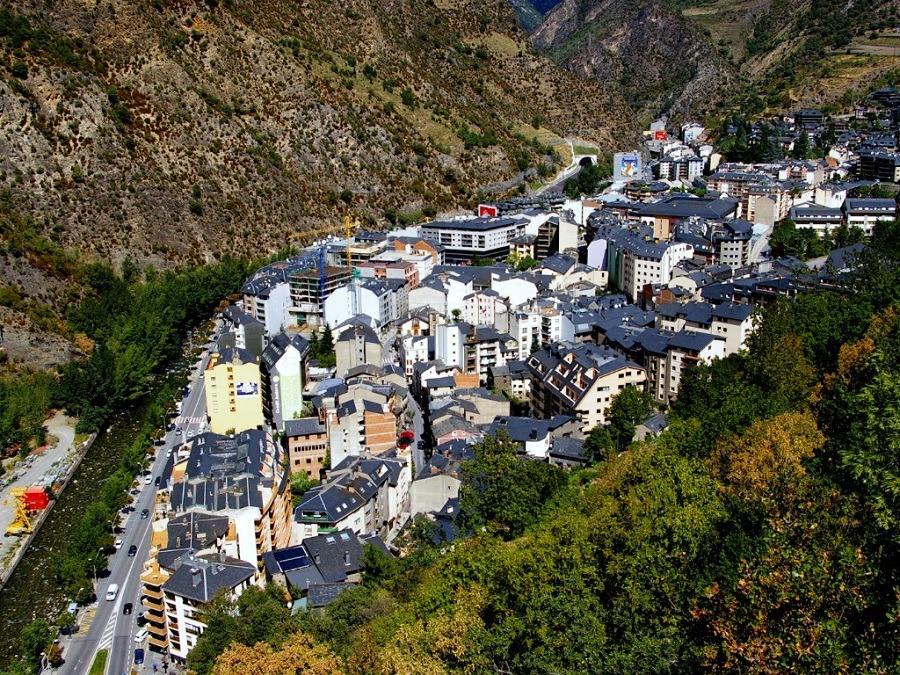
[
  {"left": 169, "top": 429, "right": 284, "bottom": 513},
  {"left": 216, "top": 345, "right": 259, "bottom": 366},
  {"left": 303, "top": 529, "right": 370, "bottom": 582},
  {"left": 640, "top": 412, "right": 669, "bottom": 434},
  {"left": 283, "top": 417, "right": 326, "bottom": 437},
  {"left": 421, "top": 216, "right": 523, "bottom": 232},
  {"left": 260, "top": 331, "right": 309, "bottom": 370},
  {"left": 166, "top": 512, "right": 230, "bottom": 552},
  {"left": 161, "top": 552, "right": 255, "bottom": 603},
  {"left": 308, "top": 582, "right": 355, "bottom": 608}
]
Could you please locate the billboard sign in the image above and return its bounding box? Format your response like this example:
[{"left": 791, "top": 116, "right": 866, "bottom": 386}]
[
  {"left": 478, "top": 204, "right": 499, "bottom": 218},
  {"left": 235, "top": 382, "right": 259, "bottom": 396},
  {"left": 653, "top": 130, "right": 668, "bottom": 141},
  {"left": 613, "top": 152, "right": 642, "bottom": 182}
]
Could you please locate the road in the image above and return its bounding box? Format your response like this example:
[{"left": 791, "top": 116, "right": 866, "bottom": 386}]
[
  {"left": 0, "top": 412, "right": 77, "bottom": 574},
  {"left": 62, "top": 338, "right": 214, "bottom": 675}
]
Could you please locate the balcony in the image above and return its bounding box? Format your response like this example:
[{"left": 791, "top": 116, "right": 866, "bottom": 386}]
[
  {"left": 142, "top": 584, "right": 163, "bottom": 600},
  {"left": 148, "top": 634, "right": 169, "bottom": 650},
  {"left": 142, "top": 595, "right": 164, "bottom": 612}
]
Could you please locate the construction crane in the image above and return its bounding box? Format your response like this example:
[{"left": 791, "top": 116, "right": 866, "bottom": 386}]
[{"left": 5, "top": 488, "right": 34, "bottom": 537}]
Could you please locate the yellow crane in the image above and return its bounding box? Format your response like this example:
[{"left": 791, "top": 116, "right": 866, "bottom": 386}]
[{"left": 4, "top": 488, "right": 33, "bottom": 537}]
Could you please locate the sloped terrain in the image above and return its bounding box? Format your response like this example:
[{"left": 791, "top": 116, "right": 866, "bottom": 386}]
[
  {"left": 0, "top": 0, "right": 636, "bottom": 275},
  {"left": 530, "top": 0, "right": 736, "bottom": 119}
]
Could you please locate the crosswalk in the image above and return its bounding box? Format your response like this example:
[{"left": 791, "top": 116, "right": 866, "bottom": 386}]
[
  {"left": 174, "top": 416, "right": 205, "bottom": 426},
  {"left": 97, "top": 610, "right": 117, "bottom": 651}
]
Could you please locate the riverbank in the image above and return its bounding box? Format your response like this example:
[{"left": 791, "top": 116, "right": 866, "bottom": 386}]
[
  {"left": 0, "top": 413, "right": 94, "bottom": 590},
  {"left": 0, "top": 400, "right": 159, "bottom": 663}
]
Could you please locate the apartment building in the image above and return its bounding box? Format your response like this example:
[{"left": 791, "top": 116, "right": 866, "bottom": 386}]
[
  {"left": 204, "top": 344, "right": 265, "bottom": 435},
  {"left": 655, "top": 301, "right": 755, "bottom": 355},
  {"left": 334, "top": 324, "right": 382, "bottom": 377},
  {"left": 294, "top": 454, "right": 411, "bottom": 542},
  {"left": 259, "top": 332, "right": 309, "bottom": 431},
  {"left": 168, "top": 429, "right": 293, "bottom": 564},
  {"left": 289, "top": 266, "right": 352, "bottom": 327},
  {"left": 283, "top": 417, "right": 329, "bottom": 481},
  {"left": 527, "top": 342, "right": 646, "bottom": 433},
  {"left": 418, "top": 217, "right": 527, "bottom": 263},
  {"left": 139, "top": 511, "right": 257, "bottom": 662}
]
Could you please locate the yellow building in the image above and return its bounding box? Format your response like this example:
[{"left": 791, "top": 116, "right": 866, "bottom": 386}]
[{"left": 205, "top": 347, "right": 264, "bottom": 435}]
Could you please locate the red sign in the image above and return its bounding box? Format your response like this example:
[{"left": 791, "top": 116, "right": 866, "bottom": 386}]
[
  {"left": 654, "top": 130, "right": 668, "bottom": 141},
  {"left": 478, "top": 204, "right": 499, "bottom": 218}
]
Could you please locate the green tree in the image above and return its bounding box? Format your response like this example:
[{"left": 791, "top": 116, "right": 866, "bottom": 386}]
[
  {"left": 458, "top": 430, "right": 568, "bottom": 539},
  {"left": 290, "top": 471, "right": 318, "bottom": 508},
  {"left": 20, "top": 618, "right": 53, "bottom": 672},
  {"left": 584, "top": 424, "right": 616, "bottom": 461},
  {"left": 607, "top": 385, "right": 654, "bottom": 451},
  {"left": 792, "top": 130, "right": 811, "bottom": 159}
]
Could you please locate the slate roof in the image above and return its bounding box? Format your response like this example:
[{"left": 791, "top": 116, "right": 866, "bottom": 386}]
[
  {"left": 302, "top": 529, "right": 368, "bottom": 582},
  {"left": 169, "top": 429, "right": 284, "bottom": 513},
  {"left": 166, "top": 511, "right": 230, "bottom": 552},
  {"left": 283, "top": 417, "right": 326, "bottom": 438},
  {"left": 260, "top": 331, "right": 309, "bottom": 370},
  {"left": 308, "top": 583, "right": 355, "bottom": 608},
  {"left": 161, "top": 552, "right": 256, "bottom": 604}
]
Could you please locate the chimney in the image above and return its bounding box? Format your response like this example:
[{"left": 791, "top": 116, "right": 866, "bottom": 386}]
[
  {"left": 314, "top": 554, "right": 321, "bottom": 565},
  {"left": 191, "top": 568, "right": 202, "bottom": 587},
  {"left": 344, "top": 551, "right": 350, "bottom": 565},
  {"left": 219, "top": 549, "right": 226, "bottom": 563}
]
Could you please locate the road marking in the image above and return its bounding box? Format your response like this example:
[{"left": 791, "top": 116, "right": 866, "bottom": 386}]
[
  {"left": 97, "top": 608, "right": 118, "bottom": 650},
  {"left": 174, "top": 416, "right": 205, "bottom": 425}
]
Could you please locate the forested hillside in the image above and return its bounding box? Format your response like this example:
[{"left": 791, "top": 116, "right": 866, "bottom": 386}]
[{"left": 181, "top": 224, "right": 900, "bottom": 674}]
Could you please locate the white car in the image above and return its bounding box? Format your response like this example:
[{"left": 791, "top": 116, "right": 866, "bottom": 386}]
[
  {"left": 144, "top": 475, "right": 152, "bottom": 485},
  {"left": 114, "top": 539, "right": 123, "bottom": 550},
  {"left": 134, "top": 628, "right": 149, "bottom": 643}
]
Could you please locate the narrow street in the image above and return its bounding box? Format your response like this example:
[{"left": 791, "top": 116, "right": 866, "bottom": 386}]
[{"left": 61, "top": 343, "right": 214, "bottom": 675}]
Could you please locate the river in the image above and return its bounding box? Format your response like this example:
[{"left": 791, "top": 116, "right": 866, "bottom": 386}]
[{"left": 0, "top": 388, "right": 164, "bottom": 664}]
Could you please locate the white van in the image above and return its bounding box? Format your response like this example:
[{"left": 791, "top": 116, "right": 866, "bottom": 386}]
[{"left": 105, "top": 584, "right": 119, "bottom": 601}]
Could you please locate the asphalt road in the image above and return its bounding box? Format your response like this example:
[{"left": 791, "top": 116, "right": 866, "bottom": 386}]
[{"left": 62, "top": 344, "right": 213, "bottom": 675}]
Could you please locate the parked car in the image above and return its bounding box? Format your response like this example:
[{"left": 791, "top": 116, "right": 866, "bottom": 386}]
[
  {"left": 114, "top": 539, "right": 124, "bottom": 550},
  {"left": 134, "top": 629, "right": 149, "bottom": 643},
  {"left": 136, "top": 612, "right": 147, "bottom": 627},
  {"left": 144, "top": 475, "right": 152, "bottom": 485},
  {"left": 105, "top": 584, "right": 119, "bottom": 601},
  {"left": 154, "top": 476, "right": 161, "bottom": 487},
  {"left": 123, "top": 603, "right": 133, "bottom": 615},
  {"left": 128, "top": 545, "right": 137, "bottom": 557},
  {"left": 134, "top": 648, "right": 144, "bottom": 664}
]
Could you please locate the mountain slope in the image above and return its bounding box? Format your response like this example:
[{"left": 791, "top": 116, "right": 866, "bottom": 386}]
[
  {"left": 530, "top": 0, "right": 736, "bottom": 118},
  {"left": 526, "top": 0, "right": 900, "bottom": 119},
  {"left": 0, "top": 0, "right": 636, "bottom": 274}
]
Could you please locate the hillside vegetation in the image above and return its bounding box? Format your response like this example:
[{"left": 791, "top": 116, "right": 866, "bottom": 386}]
[
  {"left": 0, "top": 0, "right": 634, "bottom": 274},
  {"left": 174, "top": 223, "right": 900, "bottom": 674},
  {"left": 525, "top": 0, "right": 900, "bottom": 119}
]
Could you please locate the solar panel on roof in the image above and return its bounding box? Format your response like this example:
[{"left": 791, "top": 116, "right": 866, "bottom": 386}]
[{"left": 272, "top": 547, "right": 312, "bottom": 572}]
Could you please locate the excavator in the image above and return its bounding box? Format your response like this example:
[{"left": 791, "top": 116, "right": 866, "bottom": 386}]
[{"left": 4, "top": 488, "right": 34, "bottom": 537}]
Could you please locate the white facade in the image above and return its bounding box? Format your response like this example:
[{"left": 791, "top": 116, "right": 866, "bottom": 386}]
[
  {"left": 621, "top": 242, "right": 694, "bottom": 301},
  {"left": 245, "top": 282, "right": 292, "bottom": 337},
  {"left": 324, "top": 281, "right": 390, "bottom": 329},
  {"left": 400, "top": 334, "right": 430, "bottom": 378},
  {"left": 491, "top": 275, "right": 538, "bottom": 309},
  {"left": 435, "top": 324, "right": 464, "bottom": 369},
  {"left": 462, "top": 291, "right": 509, "bottom": 329}
]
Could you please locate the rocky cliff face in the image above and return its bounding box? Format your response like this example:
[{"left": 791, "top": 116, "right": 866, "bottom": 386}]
[
  {"left": 530, "top": 0, "right": 736, "bottom": 119},
  {"left": 0, "top": 0, "right": 637, "bottom": 273}
]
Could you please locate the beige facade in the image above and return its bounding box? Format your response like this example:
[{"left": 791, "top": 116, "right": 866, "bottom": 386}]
[{"left": 205, "top": 348, "right": 264, "bottom": 435}]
